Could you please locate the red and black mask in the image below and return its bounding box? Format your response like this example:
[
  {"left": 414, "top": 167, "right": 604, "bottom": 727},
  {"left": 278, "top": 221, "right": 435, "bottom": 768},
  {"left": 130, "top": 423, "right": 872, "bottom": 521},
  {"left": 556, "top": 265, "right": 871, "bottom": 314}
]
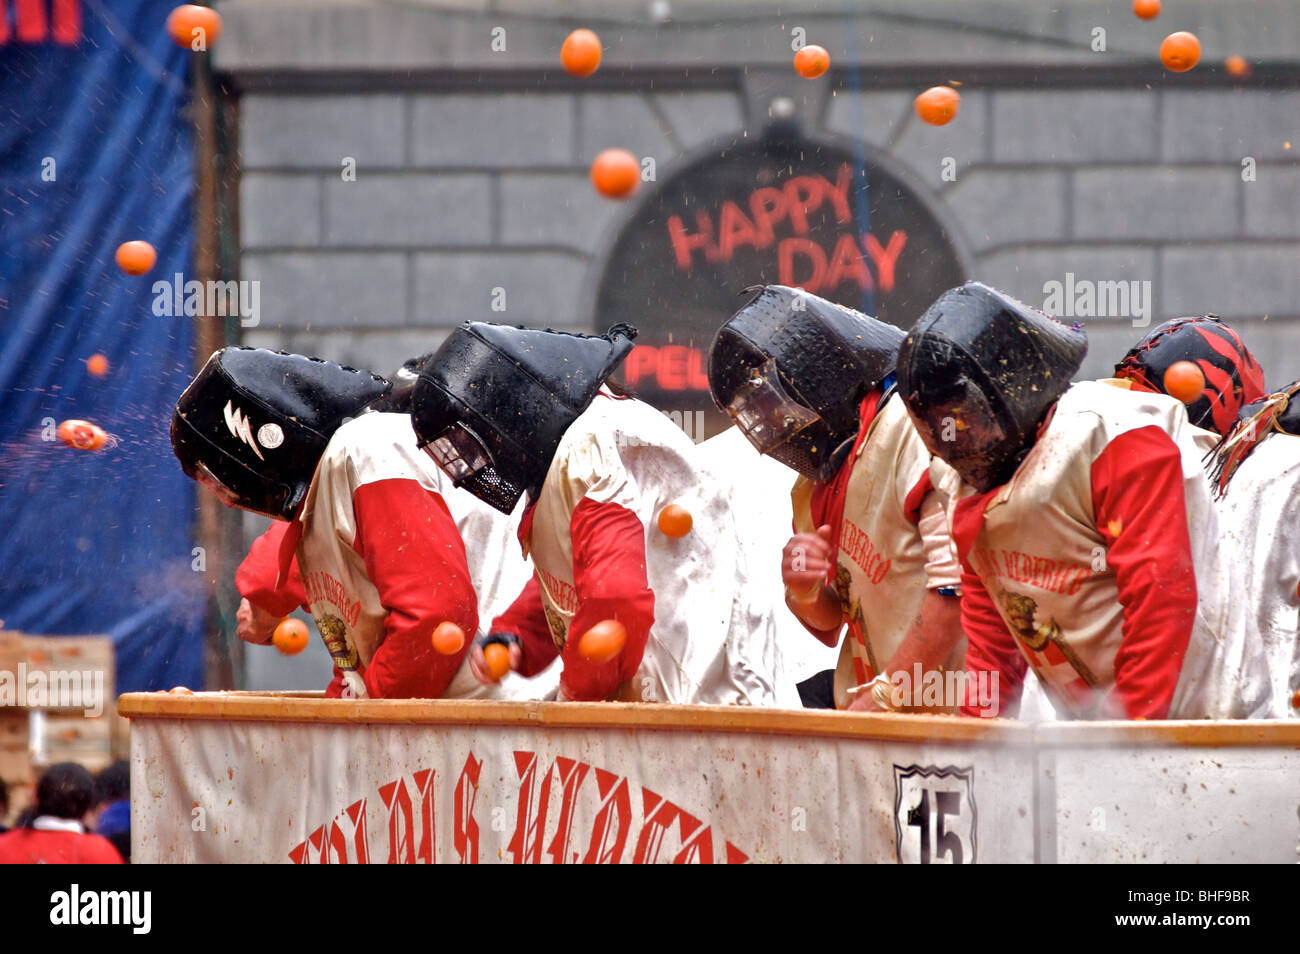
[{"left": 1114, "top": 316, "right": 1266, "bottom": 436}]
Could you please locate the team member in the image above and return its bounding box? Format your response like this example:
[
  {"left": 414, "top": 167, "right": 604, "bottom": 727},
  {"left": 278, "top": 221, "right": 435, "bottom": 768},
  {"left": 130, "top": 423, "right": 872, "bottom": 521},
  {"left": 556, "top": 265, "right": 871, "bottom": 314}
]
[
  {"left": 172, "top": 347, "right": 479, "bottom": 699},
  {"left": 1204, "top": 381, "right": 1300, "bottom": 714},
  {"left": 411, "top": 321, "right": 796, "bottom": 707},
  {"left": 1113, "top": 315, "right": 1266, "bottom": 436},
  {"left": 896, "top": 282, "right": 1270, "bottom": 720},
  {"left": 230, "top": 351, "right": 549, "bottom": 700},
  {"left": 234, "top": 349, "right": 442, "bottom": 647},
  {"left": 708, "top": 285, "right": 965, "bottom": 713},
  {"left": 1115, "top": 318, "right": 1295, "bottom": 716}
]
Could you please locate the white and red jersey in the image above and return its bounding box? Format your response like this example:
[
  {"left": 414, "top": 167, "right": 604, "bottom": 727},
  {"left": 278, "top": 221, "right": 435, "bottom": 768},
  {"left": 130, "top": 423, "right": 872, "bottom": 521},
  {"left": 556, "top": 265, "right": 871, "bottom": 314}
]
[
  {"left": 1214, "top": 432, "right": 1300, "bottom": 716},
  {"left": 949, "top": 381, "right": 1271, "bottom": 720},
  {"left": 490, "top": 390, "right": 796, "bottom": 706},
  {"left": 237, "top": 412, "right": 480, "bottom": 700},
  {"left": 791, "top": 391, "right": 963, "bottom": 709}
]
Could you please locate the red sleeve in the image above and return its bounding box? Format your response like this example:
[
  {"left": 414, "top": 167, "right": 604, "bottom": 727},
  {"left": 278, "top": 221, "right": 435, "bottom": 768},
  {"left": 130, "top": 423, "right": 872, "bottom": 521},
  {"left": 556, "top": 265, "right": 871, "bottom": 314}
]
[
  {"left": 1091, "top": 425, "right": 1198, "bottom": 719},
  {"left": 351, "top": 478, "right": 480, "bottom": 700},
  {"left": 561, "top": 497, "right": 655, "bottom": 701},
  {"left": 490, "top": 577, "right": 561, "bottom": 677},
  {"left": 958, "top": 565, "right": 1027, "bottom": 717},
  {"left": 235, "top": 522, "right": 307, "bottom": 616}
]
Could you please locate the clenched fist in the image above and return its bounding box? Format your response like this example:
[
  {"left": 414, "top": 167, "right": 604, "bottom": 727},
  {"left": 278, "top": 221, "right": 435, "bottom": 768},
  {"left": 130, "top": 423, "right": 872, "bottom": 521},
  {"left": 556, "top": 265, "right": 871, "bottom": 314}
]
[
  {"left": 236, "top": 598, "right": 280, "bottom": 645},
  {"left": 467, "top": 633, "right": 523, "bottom": 685},
  {"left": 782, "top": 524, "right": 835, "bottom": 600}
]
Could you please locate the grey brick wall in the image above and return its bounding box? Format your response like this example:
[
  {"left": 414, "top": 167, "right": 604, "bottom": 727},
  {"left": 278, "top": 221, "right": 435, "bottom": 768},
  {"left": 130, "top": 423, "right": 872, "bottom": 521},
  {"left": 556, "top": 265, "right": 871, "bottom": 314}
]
[{"left": 227, "top": 0, "right": 1300, "bottom": 391}]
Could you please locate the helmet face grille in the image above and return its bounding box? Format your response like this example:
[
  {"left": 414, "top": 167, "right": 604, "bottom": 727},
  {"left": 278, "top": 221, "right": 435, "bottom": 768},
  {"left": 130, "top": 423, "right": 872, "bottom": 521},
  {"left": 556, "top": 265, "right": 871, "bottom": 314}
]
[
  {"left": 768, "top": 426, "right": 833, "bottom": 482},
  {"left": 460, "top": 466, "right": 524, "bottom": 514}
]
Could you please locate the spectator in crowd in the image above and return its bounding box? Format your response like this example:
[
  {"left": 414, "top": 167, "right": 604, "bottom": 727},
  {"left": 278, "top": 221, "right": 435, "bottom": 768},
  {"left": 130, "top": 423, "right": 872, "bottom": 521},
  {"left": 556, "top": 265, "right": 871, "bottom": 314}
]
[
  {"left": 94, "top": 760, "right": 131, "bottom": 862},
  {"left": 0, "top": 763, "right": 123, "bottom": 863}
]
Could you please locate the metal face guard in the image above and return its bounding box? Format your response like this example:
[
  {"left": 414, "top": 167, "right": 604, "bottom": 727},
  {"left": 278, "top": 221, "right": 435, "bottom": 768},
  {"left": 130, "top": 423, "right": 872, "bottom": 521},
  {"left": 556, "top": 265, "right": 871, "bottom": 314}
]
[
  {"left": 725, "top": 358, "right": 822, "bottom": 456},
  {"left": 424, "top": 422, "right": 495, "bottom": 486}
]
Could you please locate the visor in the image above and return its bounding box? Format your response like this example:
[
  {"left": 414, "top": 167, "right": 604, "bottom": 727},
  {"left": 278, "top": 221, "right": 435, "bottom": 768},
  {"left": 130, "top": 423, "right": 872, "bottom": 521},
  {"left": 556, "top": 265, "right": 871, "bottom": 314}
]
[
  {"left": 725, "top": 358, "right": 822, "bottom": 456},
  {"left": 423, "top": 422, "right": 495, "bottom": 485},
  {"left": 194, "top": 460, "right": 290, "bottom": 520},
  {"left": 912, "top": 384, "right": 1016, "bottom": 493}
]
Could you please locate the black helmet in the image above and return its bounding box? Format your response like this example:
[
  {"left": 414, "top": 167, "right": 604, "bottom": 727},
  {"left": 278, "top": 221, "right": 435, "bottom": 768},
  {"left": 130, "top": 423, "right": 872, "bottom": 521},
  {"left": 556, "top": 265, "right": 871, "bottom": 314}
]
[
  {"left": 707, "top": 285, "right": 905, "bottom": 482},
  {"left": 376, "top": 352, "right": 435, "bottom": 414},
  {"left": 410, "top": 322, "right": 637, "bottom": 513},
  {"left": 171, "top": 348, "right": 391, "bottom": 520},
  {"left": 897, "top": 282, "right": 1087, "bottom": 493},
  {"left": 1114, "top": 316, "right": 1266, "bottom": 436}
]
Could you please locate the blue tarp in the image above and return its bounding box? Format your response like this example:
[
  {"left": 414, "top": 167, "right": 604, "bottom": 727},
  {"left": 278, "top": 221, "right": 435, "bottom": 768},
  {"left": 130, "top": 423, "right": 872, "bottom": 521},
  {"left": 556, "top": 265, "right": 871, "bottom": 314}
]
[{"left": 0, "top": 0, "right": 205, "bottom": 691}]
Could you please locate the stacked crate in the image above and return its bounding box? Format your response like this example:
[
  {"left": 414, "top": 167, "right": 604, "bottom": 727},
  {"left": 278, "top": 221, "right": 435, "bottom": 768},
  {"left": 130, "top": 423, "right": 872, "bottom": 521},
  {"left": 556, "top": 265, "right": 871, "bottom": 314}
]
[
  {"left": 0, "top": 633, "right": 121, "bottom": 824},
  {"left": 23, "top": 634, "right": 119, "bottom": 773},
  {"left": 0, "top": 632, "right": 31, "bottom": 825}
]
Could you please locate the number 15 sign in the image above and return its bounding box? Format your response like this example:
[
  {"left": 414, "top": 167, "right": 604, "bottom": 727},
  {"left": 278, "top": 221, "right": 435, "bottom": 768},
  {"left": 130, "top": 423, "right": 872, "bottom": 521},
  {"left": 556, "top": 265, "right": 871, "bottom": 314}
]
[{"left": 893, "top": 765, "right": 978, "bottom": 864}]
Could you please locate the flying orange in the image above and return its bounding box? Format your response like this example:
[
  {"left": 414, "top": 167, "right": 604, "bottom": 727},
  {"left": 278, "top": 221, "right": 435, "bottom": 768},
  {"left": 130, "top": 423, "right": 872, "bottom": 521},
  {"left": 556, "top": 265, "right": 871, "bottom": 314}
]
[
  {"left": 57, "top": 419, "right": 108, "bottom": 451},
  {"left": 86, "top": 354, "right": 110, "bottom": 377},
  {"left": 590, "top": 148, "right": 641, "bottom": 199},
  {"left": 578, "top": 619, "right": 626, "bottom": 664},
  {"left": 1161, "top": 31, "right": 1201, "bottom": 72},
  {"left": 793, "top": 45, "right": 830, "bottom": 79},
  {"left": 1133, "top": 0, "right": 1161, "bottom": 20},
  {"left": 1163, "top": 361, "right": 1206, "bottom": 404},
  {"left": 114, "top": 241, "right": 156, "bottom": 276},
  {"left": 915, "top": 86, "right": 961, "bottom": 126},
  {"left": 1224, "top": 55, "right": 1250, "bottom": 77},
  {"left": 657, "top": 503, "right": 693, "bottom": 538},
  {"left": 272, "top": 618, "right": 310, "bottom": 655},
  {"left": 166, "top": 4, "right": 222, "bottom": 49},
  {"left": 432, "top": 621, "right": 466, "bottom": 655},
  {"left": 561, "top": 28, "right": 602, "bottom": 77}
]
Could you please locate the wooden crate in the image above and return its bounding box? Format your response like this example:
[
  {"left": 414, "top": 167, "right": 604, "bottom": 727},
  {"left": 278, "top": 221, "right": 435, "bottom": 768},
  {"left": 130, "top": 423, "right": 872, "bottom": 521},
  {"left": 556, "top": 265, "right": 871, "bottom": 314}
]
[
  {"left": 0, "top": 631, "right": 22, "bottom": 677},
  {"left": 19, "top": 634, "right": 115, "bottom": 714},
  {"left": 0, "top": 709, "right": 26, "bottom": 749},
  {"left": 0, "top": 709, "right": 32, "bottom": 788}
]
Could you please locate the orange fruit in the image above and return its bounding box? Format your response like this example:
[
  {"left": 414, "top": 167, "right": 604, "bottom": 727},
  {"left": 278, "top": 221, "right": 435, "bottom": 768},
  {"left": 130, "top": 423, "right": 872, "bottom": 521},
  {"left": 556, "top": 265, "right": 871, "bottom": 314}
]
[
  {"left": 484, "top": 642, "right": 511, "bottom": 681},
  {"left": 914, "top": 86, "right": 961, "bottom": 126},
  {"left": 432, "top": 621, "right": 465, "bottom": 655},
  {"left": 86, "top": 353, "right": 110, "bottom": 377},
  {"left": 168, "top": 686, "right": 193, "bottom": 695},
  {"left": 1292, "top": 688, "right": 1300, "bottom": 710},
  {"left": 590, "top": 148, "right": 641, "bottom": 199},
  {"left": 793, "top": 44, "right": 830, "bottom": 79},
  {"left": 1163, "top": 361, "right": 1206, "bottom": 404},
  {"left": 166, "top": 4, "right": 222, "bottom": 50},
  {"left": 272, "top": 617, "right": 310, "bottom": 656},
  {"left": 1161, "top": 31, "right": 1201, "bottom": 72},
  {"left": 578, "top": 619, "right": 626, "bottom": 664},
  {"left": 114, "top": 240, "right": 156, "bottom": 276},
  {"left": 561, "top": 28, "right": 601, "bottom": 77},
  {"left": 57, "top": 419, "right": 108, "bottom": 451},
  {"left": 657, "top": 503, "right": 693, "bottom": 538},
  {"left": 1224, "top": 55, "right": 1250, "bottom": 78},
  {"left": 1133, "top": 0, "right": 1160, "bottom": 20}
]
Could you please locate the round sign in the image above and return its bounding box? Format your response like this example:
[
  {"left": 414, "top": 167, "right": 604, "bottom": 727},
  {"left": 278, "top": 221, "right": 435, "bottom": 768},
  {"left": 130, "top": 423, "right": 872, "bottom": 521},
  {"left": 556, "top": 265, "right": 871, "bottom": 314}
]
[{"left": 594, "top": 132, "right": 967, "bottom": 435}]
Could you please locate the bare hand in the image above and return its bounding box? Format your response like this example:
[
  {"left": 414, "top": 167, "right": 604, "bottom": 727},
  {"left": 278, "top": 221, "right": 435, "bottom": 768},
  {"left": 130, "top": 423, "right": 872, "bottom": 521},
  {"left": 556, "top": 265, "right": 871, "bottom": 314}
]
[
  {"left": 782, "top": 524, "right": 835, "bottom": 599},
  {"left": 467, "top": 637, "right": 523, "bottom": 684},
  {"left": 236, "top": 598, "right": 279, "bottom": 645}
]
